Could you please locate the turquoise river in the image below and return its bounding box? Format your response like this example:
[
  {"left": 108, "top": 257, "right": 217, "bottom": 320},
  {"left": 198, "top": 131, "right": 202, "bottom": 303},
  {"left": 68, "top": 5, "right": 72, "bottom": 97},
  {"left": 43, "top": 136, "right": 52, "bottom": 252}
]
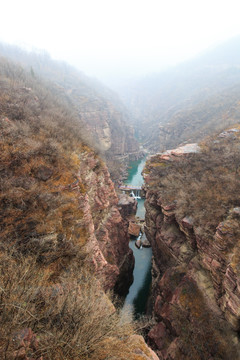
[{"left": 123, "top": 157, "right": 152, "bottom": 317}]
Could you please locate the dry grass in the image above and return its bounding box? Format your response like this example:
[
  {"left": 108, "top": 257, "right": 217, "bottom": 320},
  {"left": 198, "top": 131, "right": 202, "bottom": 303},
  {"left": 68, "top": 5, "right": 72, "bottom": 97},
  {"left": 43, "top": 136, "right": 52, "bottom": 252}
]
[
  {"left": 0, "top": 251, "right": 138, "bottom": 360},
  {"left": 0, "top": 56, "right": 145, "bottom": 360},
  {"left": 0, "top": 57, "right": 93, "bottom": 256},
  {"left": 170, "top": 278, "right": 239, "bottom": 360},
  {"left": 145, "top": 133, "right": 240, "bottom": 237}
]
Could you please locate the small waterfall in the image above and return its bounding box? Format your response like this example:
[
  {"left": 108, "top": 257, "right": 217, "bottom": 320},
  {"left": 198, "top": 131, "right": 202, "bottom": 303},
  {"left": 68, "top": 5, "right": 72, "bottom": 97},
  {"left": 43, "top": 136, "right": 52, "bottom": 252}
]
[{"left": 130, "top": 190, "right": 141, "bottom": 199}]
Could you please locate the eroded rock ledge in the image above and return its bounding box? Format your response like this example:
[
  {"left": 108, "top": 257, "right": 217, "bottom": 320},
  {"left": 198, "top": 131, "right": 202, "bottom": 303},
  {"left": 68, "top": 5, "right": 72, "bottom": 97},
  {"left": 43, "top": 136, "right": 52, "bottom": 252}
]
[{"left": 143, "top": 142, "right": 240, "bottom": 359}]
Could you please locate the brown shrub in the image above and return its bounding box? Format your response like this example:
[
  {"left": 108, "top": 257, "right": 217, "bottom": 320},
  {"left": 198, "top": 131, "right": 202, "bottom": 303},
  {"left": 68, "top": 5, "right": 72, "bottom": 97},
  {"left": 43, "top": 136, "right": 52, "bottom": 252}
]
[
  {"left": 146, "top": 135, "right": 240, "bottom": 237},
  {"left": 0, "top": 251, "right": 137, "bottom": 360},
  {"left": 162, "top": 278, "right": 239, "bottom": 360}
]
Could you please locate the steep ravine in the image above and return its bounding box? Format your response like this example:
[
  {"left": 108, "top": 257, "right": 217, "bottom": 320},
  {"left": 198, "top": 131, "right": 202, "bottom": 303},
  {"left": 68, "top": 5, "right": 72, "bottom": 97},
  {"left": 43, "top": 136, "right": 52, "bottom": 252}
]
[{"left": 143, "top": 138, "right": 240, "bottom": 359}]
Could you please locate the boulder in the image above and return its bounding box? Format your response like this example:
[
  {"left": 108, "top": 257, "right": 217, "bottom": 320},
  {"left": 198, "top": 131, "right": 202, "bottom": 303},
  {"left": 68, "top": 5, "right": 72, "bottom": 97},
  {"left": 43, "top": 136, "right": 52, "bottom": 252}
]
[
  {"left": 141, "top": 233, "right": 151, "bottom": 247},
  {"left": 127, "top": 335, "right": 159, "bottom": 360},
  {"left": 135, "top": 237, "right": 142, "bottom": 248},
  {"left": 128, "top": 221, "right": 141, "bottom": 237},
  {"left": 181, "top": 216, "right": 193, "bottom": 228},
  {"left": 118, "top": 193, "right": 137, "bottom": 218}
]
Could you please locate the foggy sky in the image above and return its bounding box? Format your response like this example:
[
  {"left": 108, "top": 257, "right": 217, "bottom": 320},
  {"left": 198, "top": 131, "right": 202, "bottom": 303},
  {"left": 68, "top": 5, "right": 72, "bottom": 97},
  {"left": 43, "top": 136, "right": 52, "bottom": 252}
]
[{"left": 1, "top": 0, "right": 240, "bottom": 85}]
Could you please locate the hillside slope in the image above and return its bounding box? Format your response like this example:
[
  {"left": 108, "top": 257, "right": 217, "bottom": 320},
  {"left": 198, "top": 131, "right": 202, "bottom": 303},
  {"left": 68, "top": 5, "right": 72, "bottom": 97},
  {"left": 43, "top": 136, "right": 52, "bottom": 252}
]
[
  {"left": 0, "top": 43, "right": 140, "bottom": 179},
  {"left": 0, "top": 56, "right": 157, "bottom": 360},
  {"left": 116, "top": 36, "right": 240, "bottom": 152}
]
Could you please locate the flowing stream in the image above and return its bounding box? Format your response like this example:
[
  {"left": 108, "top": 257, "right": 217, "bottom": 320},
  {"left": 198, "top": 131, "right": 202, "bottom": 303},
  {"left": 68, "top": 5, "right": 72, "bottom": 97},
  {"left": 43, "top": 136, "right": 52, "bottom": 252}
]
[{"left": 122, "top": 157, "right": 152, "bottom": 317}]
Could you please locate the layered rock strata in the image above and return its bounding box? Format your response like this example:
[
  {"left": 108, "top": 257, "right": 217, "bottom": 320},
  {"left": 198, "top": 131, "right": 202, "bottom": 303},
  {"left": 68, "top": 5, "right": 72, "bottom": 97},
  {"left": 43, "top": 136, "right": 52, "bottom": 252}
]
[
  {"left": 143, "top": 143, "right": 240, "bottom": 359},
  {"left": 78, "top": 151, "right": 135, "bottom": 292}
]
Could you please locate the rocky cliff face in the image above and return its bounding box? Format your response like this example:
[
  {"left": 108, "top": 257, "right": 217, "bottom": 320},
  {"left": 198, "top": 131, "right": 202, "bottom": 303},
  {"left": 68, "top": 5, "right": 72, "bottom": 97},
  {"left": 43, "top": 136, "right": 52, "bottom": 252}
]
[
  {"left": 0, "top": 81, "right": 133, "bottom": 292},
  {"left": 72, "top": 91, "right": 139, "bottom": 156},
  {"left": 63, "top": 79, "right": 141, "bottom": 180},
  {"left": 77, "top": 150, "right": 135, "bottom": 292},
  {"left": 0, "top": 101, "right": 133, "bottom": 295},
  {"left": 143, "top": 139, "right": 240, "bottom": 359}
]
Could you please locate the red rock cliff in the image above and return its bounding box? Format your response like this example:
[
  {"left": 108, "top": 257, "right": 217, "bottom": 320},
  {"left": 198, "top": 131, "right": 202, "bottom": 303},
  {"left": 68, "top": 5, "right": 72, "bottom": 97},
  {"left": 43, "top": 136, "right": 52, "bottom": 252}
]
[
  {"left": 77, "top": 150, "right": 135, "bottom": 292},
  {"left": 143, "top": 139, "right": 240, "bottom": 360}
]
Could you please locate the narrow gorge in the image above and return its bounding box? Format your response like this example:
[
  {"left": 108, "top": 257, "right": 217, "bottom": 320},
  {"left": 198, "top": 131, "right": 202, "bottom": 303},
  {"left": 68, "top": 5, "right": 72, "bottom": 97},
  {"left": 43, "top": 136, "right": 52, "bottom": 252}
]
[
  {"left": 121, "top": 157, "right": 152, "bottom": 317},
  {"left": 0, "top": 50, "right": 158, "bottom": 360},
  {"left": 1, "top": 40, "right": 240, "bottom": 360}
]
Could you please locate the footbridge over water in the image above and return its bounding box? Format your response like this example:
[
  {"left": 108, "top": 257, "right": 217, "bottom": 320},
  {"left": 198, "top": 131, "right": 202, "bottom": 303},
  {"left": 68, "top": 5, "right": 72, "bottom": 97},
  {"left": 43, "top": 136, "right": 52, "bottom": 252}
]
[{"left": 119, "top": 185, "right": 145, "bottom": 199}]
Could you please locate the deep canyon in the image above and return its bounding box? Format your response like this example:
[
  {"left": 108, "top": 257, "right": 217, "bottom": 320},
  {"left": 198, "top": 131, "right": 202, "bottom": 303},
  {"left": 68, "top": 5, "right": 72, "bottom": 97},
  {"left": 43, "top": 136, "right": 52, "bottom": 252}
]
[{"left": 1, "top": 39, "right": 240, "bottom": 360}]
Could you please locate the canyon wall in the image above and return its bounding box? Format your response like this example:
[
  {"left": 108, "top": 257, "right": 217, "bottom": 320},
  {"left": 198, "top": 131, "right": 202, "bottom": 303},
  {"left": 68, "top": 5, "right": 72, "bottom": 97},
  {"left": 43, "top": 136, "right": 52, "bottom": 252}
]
[
  {"left": 143, "top": 138, "right": 240, "bottom": 359},
  {"left": 0, "top": 62, "right": 134, "bottom": 296}
]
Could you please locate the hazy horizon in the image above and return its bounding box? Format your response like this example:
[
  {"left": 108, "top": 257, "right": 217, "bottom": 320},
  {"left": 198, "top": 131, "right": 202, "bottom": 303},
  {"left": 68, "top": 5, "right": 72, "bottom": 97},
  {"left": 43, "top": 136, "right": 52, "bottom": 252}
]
[{"left": 1, "top": 0, "right": 240, "bottom": 86}]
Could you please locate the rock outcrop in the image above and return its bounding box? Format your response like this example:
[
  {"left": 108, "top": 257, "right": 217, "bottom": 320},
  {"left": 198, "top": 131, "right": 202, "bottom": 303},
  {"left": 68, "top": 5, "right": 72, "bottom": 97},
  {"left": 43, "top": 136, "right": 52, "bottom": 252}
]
[
  {"left": 76, "top": 150, "right": 135, "bottom": 292},
  {"left": 128, "top": 221, "right": 141, "bottom": 237},
  {"left": 118, "top": 193, "right": 138, "bottom": 219},
  {"left": 125, "top": 335, "right": 160, "bottom": 360},
  {"left": 143, "top": 141, "right": 240, "bottom": 359},
  {"left": 68, "top": 87, "right": 140, "bottom": 159}
]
